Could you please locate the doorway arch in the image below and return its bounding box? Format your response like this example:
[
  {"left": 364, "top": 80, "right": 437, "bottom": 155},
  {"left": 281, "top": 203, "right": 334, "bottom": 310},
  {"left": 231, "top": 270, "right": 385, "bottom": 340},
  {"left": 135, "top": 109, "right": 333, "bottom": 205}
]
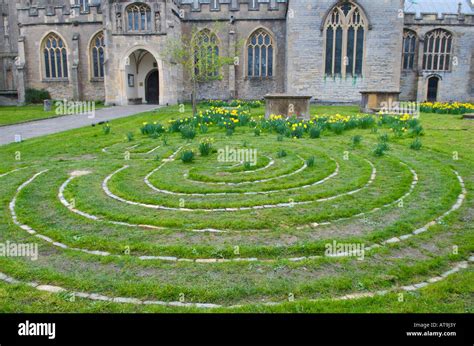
[
  {"left": 427, "top": 75, "right": 440, "bottom": 102},
  {"left": 145, "top": 69, "right": 159, "bottom": 104},
  {"left": 121, "top": 46, "right": 164, "bottom": 105}
]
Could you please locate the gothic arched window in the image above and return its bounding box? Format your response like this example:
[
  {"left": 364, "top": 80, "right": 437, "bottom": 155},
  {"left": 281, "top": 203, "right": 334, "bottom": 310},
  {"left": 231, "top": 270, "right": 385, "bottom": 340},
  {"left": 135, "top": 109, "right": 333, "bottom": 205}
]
[
  {"left": 126, "top": 3, "right": 152, "bottom": 32},
  {"left": 247, "top": 28, "right": 274, "bottom": 78},
  {"left": 402, "top": 30, "right": 417, "bottom": 70},
  {"left": 324, "top": 2, "right": 367, "bottom": 78},
  {"left": 42, "top": 33, "right": 68, "bottom": 79},
  {"left": 423, "top": 29, "right": 452, "bottom": 72},
  {"left": 194, "top": 29, "right": 220, "bottom": 78},
  {"left": 76, "top": 0, "right": 89, "bottom": 12},
  {"left": 90, "top": 32, "right": 105, "bottom": 78}
]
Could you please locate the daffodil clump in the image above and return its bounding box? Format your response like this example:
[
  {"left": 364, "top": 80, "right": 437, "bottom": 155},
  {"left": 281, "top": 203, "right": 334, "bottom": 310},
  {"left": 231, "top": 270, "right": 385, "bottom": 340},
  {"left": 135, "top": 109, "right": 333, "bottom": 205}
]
[
  {"left": 313, "top": 113, "right": 377, "bottom": 132},
  {"left": 420, "top": 102, "right": 474, "bottom": 115},
  {"left": 140, "top": 121, "right": 165, "bottom": 136},
  {"left": 102, "top": 123, "right": 111, "bottom": 135},
  {"left": 378, "top": 113, "right": 423, "bottom": 137},
  {"left": 259, "top": 113, "right": 377, "bottom": 138},
  {"left": 198, "top": 137, "right": 215, "bottom": 156},
  {"left": 142, "top": 108, "right": 422, "bottom": 141},
  {"left": 167, "top": 107, "right": 252, "bottom": 133}
]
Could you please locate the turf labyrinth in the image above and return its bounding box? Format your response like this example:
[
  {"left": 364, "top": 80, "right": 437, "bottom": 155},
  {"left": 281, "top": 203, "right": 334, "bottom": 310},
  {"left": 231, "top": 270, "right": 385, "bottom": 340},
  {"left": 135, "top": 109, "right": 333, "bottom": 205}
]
[{"left": 0, "top": 129, "right": 471, "bottom": 309}]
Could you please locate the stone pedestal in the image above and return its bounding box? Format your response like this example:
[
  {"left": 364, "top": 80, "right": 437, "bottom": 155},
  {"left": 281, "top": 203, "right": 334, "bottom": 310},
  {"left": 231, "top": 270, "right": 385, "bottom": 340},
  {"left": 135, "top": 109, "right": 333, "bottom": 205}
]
[
  {"left": 360, "top": 91, "right": 401, "bottom": 113},
  {"left": 128, "top": 98, "right": 143, "bottom": 105},
  {"left": 44, "top": 99, "right": 52, "bottom": 111},
  {"left": 264, "top": 94, "right": 312, "bottom": 120}
]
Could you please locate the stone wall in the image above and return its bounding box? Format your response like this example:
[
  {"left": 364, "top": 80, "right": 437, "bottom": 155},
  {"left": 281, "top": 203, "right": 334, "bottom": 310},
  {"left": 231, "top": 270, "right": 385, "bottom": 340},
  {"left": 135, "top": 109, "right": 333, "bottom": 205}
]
[
  {"left": 17, "top": 2, "right": 104, "bottom": 101},
  {"left": 400, "top": 71, "right": 418, "bottom": 101},
  {"left": 102, "top": 0, "right": 181, "bottom": 106},
  {"left": 286, "top": 0, "right": 404, "bottom": 103},
  {"left": 471, "top": 53, "right": 474, "bottom": 98},
  {"left": 6, "top": 0, "right": 474, "bottom": 106},
  {"left": 403, "top": 13, "right": 474, "bottom": 102},
  {"left": 0, "top": 0, "right": 19, "bottom": 103},
  {"left": 179, "top": 0, "right": 287, "bottom": 101}
]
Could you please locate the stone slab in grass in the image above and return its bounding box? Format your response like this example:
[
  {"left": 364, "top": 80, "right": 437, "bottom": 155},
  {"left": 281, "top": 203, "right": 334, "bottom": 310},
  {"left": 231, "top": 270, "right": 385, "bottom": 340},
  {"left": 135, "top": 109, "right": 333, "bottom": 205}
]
[{"left": 264, "top": 94, "right": 311, "bottom": 120}]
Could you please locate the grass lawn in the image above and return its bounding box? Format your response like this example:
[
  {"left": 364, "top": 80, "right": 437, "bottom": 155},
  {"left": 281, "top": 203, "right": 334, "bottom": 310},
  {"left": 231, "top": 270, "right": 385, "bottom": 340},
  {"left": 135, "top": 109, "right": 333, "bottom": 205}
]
[
  {"left": 0, "top": 103, "right": 106, "bottom": 126},
  {"left": 0, "top": 104, "right": 472, "bottom": 313}
]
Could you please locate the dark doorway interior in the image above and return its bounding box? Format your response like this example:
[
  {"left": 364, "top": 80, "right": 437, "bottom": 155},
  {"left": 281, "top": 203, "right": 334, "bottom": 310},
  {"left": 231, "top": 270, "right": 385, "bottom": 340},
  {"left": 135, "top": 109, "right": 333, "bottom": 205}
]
[
  {"left": 145, "top": 70, "right": 159, "bottom": 104},
  {"left": 427, "top": 76, "right": 439, "bottom": 102}
]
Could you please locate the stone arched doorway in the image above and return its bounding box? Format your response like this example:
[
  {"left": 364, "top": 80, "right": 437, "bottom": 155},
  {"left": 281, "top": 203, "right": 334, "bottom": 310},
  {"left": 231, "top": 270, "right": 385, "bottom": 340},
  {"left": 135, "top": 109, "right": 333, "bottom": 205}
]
[
  {"left": 123, "top": 48, "right": 160, "bottom": 105},
  {"left": 427, "top": 76, "right": 440, "bottom": 102},
  {"left": 145, "top": 69, "right": 159, "bottom": 104}
]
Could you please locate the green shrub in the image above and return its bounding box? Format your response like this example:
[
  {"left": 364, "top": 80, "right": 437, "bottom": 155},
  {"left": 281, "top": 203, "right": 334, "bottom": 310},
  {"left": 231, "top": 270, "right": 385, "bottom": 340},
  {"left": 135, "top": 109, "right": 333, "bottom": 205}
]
[
  {"left": 162, "top": 134, "right": 169, "bottom": 146},
  {"left": 407, "top": 118, "right": 420, "bottom": 129},
  {"left": 359, "top": 116, "right": 376, "bottom": 129},
  {"left": 25, "top": 88, "right": 51, "bottom": 104},
  {"left": 410, "top": 138, "right": 422, "bottom": 150},
  {"left": 291, "top": 126, "right": 305, "bottom": 139},
  {"left": 409, "top": 124, "right": 424, "bottom": 137},
  {"left": 330, "top": 122, "right": 345, "bottom": 135},
  {"left": 351, "top": 135, "right": 362, "bottom": 147},
  {"left": 254, "top": 128, "right": 261, "bottom": 137},
  {"left": 277, "top": 149, "right": 287, "bottom": 158},
  {"left": 141, "top": 122, "right": 165, "bottom": 136},
  {"left": 238, "top": 113, "right": 251, "bottom": 126},
  {"left": 309, "top": 126, "right": 321, "bottom": 139},
  {"left": 200, "top": 124, "right": 208, "bottom": 134},
  {"left": 169, "top": 120, "right": 182, "bottom": 133},
  {"left": 199, "top": 138, "right": 213, "bottom": 156},
  {"left": 345, "top": 118, "right": 359, "bottom": 130},
  {"left": 379, "top": 133, "right": 390, "bottom": 142},
  {"left": 180, "top": 150, "right": 195, "bottom": 163},
  {"left": 373, "top": 143, "right": 389, "bottom": 157},
  {"left": 275, "top": 123, "right": 287, "bottom": 135},
  {"left": 102, "top": 123, "right": 111, "bottom": 135},
  {"left": 392, "top": 125, "right": 405, "bottom": 138},
  {"left": 226, "top": 128, "right": 234, "bottom": 136},
  {"left": 277, "top": 135, "right": 284, "bottom": 142},
  {"left": 200, "top": 99, "right": 263, "bottom": 109},
  {"left": 126, "top": 132, "right": 134, "bottom": 142},
  {"left": 306, "top": 156, "right": 315, "bottom": 167},
  {"left": 180, "top": 124, "right": 196, "bottom": 140},
  {"left": 244, "top": 162, "right": 252, "bottom": 170},
  {"left": 379, "top": 142, "right": 390, "bottom": 151}
]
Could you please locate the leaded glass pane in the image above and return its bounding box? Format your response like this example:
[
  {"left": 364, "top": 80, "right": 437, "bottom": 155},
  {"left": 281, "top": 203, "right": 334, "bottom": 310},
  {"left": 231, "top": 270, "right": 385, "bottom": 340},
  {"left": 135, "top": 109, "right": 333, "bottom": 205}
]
[
  {"left": 247, "top": 29, "right": 274, "bottom": 77},
  {"left": 346, "top": 27, "right": 355, "bottom": 76},
  {"left": 355, "top": 28, "right": 364, "bottom": 75},
  {"left": 334, "top": 27, "right": 343, "bottom": 75},
  {"left": 325, "top": 27, "right": 333, "bottom": 75}
]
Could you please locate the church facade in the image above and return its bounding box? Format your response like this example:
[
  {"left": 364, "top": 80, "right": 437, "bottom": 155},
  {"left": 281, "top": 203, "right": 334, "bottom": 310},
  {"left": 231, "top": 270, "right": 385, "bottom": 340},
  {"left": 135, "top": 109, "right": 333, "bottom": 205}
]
[{"left": 0, "top": 0, "right": 473, "bottom": 106}]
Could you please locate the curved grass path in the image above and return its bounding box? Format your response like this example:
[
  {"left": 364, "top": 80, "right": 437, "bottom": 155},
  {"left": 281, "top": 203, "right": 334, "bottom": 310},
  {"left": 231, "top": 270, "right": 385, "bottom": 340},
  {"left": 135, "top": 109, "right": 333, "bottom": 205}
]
[
  {"left": 0, "top": 105, "right": 472, "bottom": 312},
  {"left": 0, "top": 257, "right": 470, "bottom": 309},
  {"left": 9, "top": 166, "right": 466, "bottom": 262}
]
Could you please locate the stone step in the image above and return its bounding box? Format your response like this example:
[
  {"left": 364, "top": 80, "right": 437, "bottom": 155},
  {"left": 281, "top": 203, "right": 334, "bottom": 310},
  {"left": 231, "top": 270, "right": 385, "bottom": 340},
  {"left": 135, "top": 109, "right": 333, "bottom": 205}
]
[{"left": 462, "top": 113, "right": 474, "bottom": 119}]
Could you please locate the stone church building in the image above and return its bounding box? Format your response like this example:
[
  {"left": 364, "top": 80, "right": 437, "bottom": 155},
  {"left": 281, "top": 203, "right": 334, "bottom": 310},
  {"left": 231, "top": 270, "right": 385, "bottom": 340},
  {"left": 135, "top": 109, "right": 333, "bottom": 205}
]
[{"left": 0, "top": 0, "right": 473, "bottom": 106}]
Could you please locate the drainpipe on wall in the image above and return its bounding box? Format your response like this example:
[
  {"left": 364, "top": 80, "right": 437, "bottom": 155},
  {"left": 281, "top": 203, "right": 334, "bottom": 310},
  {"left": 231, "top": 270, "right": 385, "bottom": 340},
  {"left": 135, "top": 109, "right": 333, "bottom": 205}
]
[
  {"left": 415, "top": 36, "right": 425, "bottom": 102},
  {"left": 72, "top": 33, "right": 81, "bottom": 101},
  {"left": 16, "top": 36, "right": 26, "bottom": 105},
  {"left": 228, "top": 29, "right": 236, "bottom": 99}
]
